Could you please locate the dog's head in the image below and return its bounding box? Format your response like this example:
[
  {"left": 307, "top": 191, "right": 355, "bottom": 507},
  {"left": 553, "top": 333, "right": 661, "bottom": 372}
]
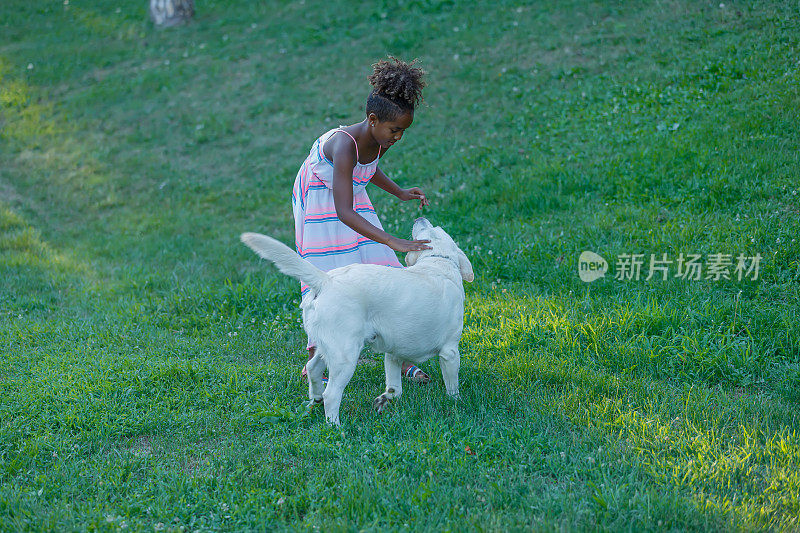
[{"left": 404, "top": 218, "right": 474, "bottom": 282}]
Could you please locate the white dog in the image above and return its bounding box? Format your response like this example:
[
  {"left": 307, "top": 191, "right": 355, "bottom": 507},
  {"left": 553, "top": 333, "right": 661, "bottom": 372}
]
[{"left": 240, "top": 217, "right": 474, "bottom": 424}]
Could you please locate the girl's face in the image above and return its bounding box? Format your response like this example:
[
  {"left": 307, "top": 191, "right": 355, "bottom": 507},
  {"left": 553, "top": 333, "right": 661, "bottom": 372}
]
[{"left": 370, "top": 112, "right": 413, "bottom": 149}]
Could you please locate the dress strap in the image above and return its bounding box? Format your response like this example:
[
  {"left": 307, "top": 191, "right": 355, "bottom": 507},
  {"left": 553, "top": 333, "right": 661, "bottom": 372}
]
[
  {"left": 333, "top": 128, "right": 382, "bottom": 164},
  {"left": 334, "top": 128, "right": 359, "bottom": 163}
]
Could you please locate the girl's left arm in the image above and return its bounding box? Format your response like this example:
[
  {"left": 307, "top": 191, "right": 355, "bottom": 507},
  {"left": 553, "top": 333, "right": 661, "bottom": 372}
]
[
  {"left": 371, "top": 167, "right": 430, "bottom": 207},
  {"left": 370, "top": 167, "right": 404, "bottom": 198}
]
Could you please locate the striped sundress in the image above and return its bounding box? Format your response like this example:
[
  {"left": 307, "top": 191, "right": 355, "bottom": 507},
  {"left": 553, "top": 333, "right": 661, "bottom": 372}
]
[{"left": 291, "top": 127, "right": 403, "bottom": 298}]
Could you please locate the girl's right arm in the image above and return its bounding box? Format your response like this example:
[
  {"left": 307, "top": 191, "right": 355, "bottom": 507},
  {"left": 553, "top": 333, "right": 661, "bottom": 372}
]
[{"left": 329, "top": 137, "right": 430, "bottom": 253}]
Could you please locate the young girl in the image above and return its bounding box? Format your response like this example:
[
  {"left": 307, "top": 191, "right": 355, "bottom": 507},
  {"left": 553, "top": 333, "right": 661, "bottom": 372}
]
[{"left": 292, "top": 57, "right": 433, "bottom": 383}]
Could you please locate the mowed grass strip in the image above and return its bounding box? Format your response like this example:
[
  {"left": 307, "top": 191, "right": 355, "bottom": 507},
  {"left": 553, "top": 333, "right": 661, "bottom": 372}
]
[{"left": 1, "top": 0, "right": 799, "bottom": 530}]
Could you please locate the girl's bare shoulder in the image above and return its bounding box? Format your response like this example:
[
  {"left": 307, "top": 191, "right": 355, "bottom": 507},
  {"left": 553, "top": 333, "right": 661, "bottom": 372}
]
[{"left": 322, "top": 130, "right": 357, "bottom": 168}]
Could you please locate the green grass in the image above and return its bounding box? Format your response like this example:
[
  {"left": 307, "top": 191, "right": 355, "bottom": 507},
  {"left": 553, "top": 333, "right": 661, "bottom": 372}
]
[{"left": 2, "top": 0, "right": 799, "bottom": 530}]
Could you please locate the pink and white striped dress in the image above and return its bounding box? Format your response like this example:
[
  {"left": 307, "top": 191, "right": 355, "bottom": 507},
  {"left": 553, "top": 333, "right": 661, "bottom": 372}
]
[{"left": 291, "top": 127, "right": 402, "bottom": 297}]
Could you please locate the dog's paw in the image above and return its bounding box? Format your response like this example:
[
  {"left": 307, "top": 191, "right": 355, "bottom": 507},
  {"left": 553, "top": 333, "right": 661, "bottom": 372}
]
[
  {"left": 304, "top": 398, "right": 323, "bottom": 412},
  {"left": 446, "top": 389, "right": 461, "bottom": 400},
  {"left": 373, "top": 393, "right": 391, "bottom": 414}
]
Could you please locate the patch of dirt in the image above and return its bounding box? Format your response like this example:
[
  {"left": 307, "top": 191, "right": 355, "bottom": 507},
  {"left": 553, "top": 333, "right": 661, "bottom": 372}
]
[{"left": 125, "top": 435, "right": 157, "bottom": 458}]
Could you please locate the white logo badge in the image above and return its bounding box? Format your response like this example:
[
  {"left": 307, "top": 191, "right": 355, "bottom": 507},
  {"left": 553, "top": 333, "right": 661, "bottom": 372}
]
[{"left": 578, "top": 251, "right": 608, "bottom": 282}]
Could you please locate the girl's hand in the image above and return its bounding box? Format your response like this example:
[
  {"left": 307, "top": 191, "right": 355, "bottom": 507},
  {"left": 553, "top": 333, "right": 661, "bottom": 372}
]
[
  {"left": 388, "top": 237, "right": 431, "bottom": 253},
  {"left": 400, "top": 187, "right": 430, "bottom": 208}
]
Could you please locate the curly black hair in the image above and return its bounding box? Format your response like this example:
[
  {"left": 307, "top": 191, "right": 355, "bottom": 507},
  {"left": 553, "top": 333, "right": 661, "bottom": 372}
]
[{"left": 366, "top": 56, "right": 426, "bottom": 121}]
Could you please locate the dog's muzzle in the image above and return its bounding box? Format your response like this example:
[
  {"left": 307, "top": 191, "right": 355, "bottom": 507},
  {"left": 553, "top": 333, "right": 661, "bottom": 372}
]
[{"left": 412, "top": 217, "right": 432, "bottom": 239}]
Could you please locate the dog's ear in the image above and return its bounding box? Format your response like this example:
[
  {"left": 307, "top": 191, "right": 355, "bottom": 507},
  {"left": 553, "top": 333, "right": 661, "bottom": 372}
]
[
  {"left": 456, "top": 248, "right": 474, "bottom": 282},
  {"left": 405, "top": 250, "right": 421, "bottom": 267}
]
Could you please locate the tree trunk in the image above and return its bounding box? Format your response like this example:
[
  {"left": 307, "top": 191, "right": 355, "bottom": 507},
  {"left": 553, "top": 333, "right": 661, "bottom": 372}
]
[{"left": 149, "top": 0, "right": 194, "bottom": 27}]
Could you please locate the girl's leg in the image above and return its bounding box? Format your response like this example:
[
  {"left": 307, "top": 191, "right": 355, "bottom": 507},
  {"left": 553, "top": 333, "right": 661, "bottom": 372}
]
[
  {"left": 301, "top": 346, "right": 314, "bottom": 378},
  {"left": 401, "top": 362, "right": 431, "bottom": 384},
  {"left": 302, "top": 345, "right": 327, "bottom": 382},
  {"left": 305, "top": 348, "right": 327, "bottom": 402}
]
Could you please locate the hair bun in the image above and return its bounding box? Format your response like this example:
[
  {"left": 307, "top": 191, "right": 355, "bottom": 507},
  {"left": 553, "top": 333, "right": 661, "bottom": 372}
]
[{"left": 368, "top": 56, "right": 426, "bottom": 109}]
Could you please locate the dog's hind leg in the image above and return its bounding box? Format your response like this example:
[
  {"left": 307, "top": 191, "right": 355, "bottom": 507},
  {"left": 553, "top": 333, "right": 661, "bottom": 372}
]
[
  {"left": 373, "top": 355, "right": 403, "bottom": 414},
  {"left": 321, "top": 342, "right": 360, "bottom": 425},
  {"left": 438, "top": 346, "right": 461, "bottom": 398}
]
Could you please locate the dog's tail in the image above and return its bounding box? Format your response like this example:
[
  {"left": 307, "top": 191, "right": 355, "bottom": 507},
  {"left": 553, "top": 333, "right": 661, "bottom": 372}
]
[{"left": 240, "top": 232, "right": 329, "bottom": 295}]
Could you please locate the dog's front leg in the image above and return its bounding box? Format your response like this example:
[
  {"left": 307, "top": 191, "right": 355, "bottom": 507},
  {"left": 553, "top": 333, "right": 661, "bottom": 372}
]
[
  {"left": 438, "top": 347, "right": 461, "bottom": 398},
  {"left": 373, "top": 355, "right": 402, "bottom": 414}
]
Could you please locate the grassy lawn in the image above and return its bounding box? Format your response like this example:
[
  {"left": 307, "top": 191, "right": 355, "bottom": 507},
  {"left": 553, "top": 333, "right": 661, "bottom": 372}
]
[{"left": 2, "top": 0, "right": 799, "bottom": 530}]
